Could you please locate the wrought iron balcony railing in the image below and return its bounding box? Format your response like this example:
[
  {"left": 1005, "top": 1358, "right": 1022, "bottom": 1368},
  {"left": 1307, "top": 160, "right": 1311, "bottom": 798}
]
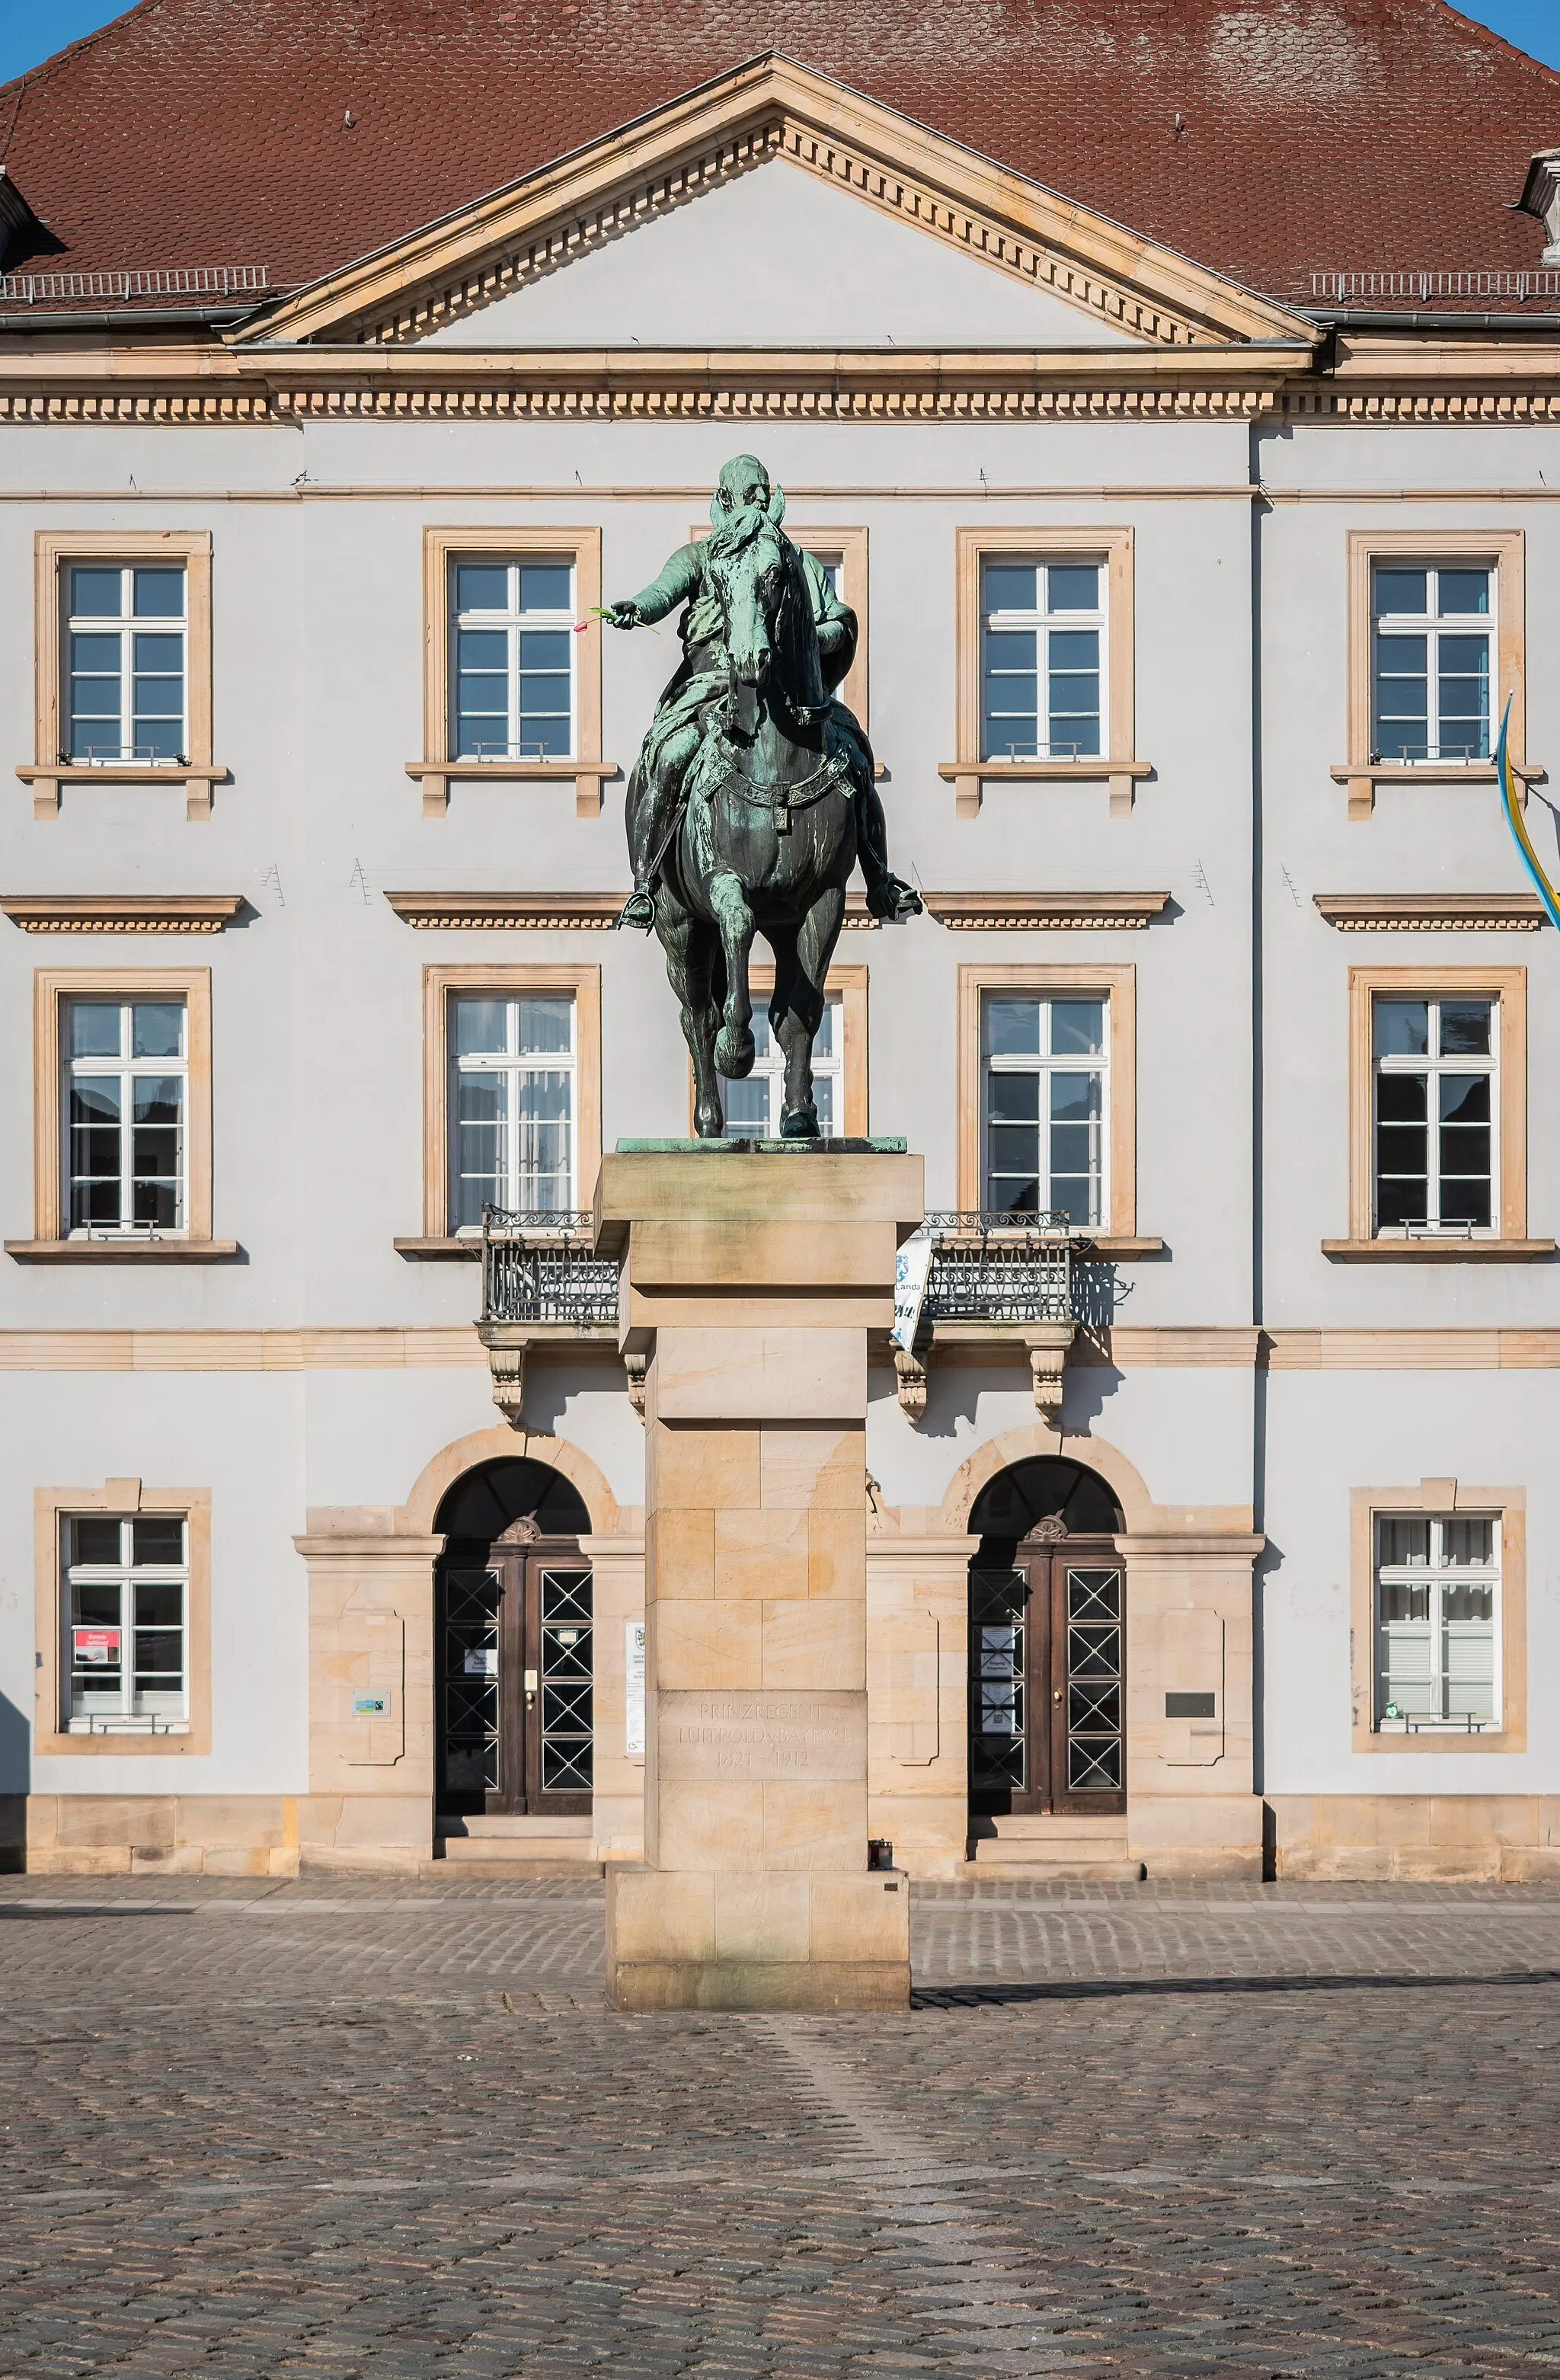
[
  {"left": 919, "top": 1211, "right": 1085, "bottom": 1326},
  {"left": 481, "top": 1208, "right": 619, "bottom": 1327}
]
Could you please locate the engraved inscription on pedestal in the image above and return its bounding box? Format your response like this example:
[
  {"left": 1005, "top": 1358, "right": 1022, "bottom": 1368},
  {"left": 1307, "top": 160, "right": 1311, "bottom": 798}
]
[{"left": 657, "top": 1690, "right": 866, "bottom": 1783}]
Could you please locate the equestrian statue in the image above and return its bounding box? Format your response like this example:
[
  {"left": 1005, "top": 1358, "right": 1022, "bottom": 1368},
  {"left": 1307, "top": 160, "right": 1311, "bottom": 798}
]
[{"left": 608, "top": 453, "right": 920, "bottom": 1140}]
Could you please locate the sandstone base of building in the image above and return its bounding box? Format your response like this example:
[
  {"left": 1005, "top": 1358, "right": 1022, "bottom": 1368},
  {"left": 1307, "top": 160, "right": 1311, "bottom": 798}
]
[
  {"left": 1128, "top": 1793, "right": 1264, "bottom": 1880},
  {"left": 20, "top": 1793, "right": 432, "bottom": 1876},
  {"left": 1269, "top": 1794, "right": 1560, "bottom": 1880},
  {"left": 606, "top": 1864, "right": 909, "bottom": 2011}
]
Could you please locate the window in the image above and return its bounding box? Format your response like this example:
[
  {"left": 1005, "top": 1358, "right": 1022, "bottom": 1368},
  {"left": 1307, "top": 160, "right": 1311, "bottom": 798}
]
[
  {"left": 983, "top": 993, "right": 1107, "bottom": 1222},
  {"left": 450, "top": 993, "right": 577, "bottom": 1224},
  {"left": 1330, "top": 968, "right": 1540, "bottom": 1258},
  {"left": 981, "top": 559, "right": 1102, "bottom": 761},
  {"left": 1338, "top": 531, "right": 1524, "bottom": 819},
  {"left": 944, "top": 528, "right": 1142, "bottom": 817},
  {"left": 451, "top": 558, "right": 574, "bottom": 762},
  {"left": 1350, "top": 1485, "right": 1525, "bottom": 1753},
  {"left": 1371, "top": 563, "right": 1491, "bottom": 763},
  {"left": 719, "top": 993, "right": 844, "bottom": 1138},
  {"left": 1375, "top": 1513, "right": 1500, "bottom": 1732},
  {"left": 414, "top": 529, "right": 607, "bottom": 817},
  {"left": 65, "top": 562, "right": 187, "bottom": 764},
  {"left": 957, "top": 965, "right": 1141, "bottom": 1241},
  {"left": 62, "top": 1512, "right": 188, "bottom": 1734},
  {"left": 1373, "top": 993, "right": 1494, "bottom": 1234},
  {"left": 416, "top": 965, "right": 602, "bottom": 1243},
  {"left": 63, "top": 996, "right": 187, "bottom": 1235},
  {"left": 8, "top": 968, "right": 222, "bottom": 1261},
  {"left": 24, "top": 532, "right": 216, "bottom": 821}
]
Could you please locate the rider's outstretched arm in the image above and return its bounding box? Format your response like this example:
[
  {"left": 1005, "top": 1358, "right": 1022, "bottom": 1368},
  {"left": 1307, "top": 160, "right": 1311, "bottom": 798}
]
[{"left": 607, "top": 542, "right": 703, "bottom": 629}]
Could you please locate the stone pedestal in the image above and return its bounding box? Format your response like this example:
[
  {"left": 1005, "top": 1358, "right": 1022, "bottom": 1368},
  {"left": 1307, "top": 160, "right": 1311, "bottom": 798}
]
[{"left": 600, "top": 1144, "right": 920, "bottom": 2011}]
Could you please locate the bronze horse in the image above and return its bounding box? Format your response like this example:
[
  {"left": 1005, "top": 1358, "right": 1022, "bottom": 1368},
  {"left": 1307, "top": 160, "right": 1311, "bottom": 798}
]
[{"left": 644, "top": 504, "right": 879, "bottom": 1139}]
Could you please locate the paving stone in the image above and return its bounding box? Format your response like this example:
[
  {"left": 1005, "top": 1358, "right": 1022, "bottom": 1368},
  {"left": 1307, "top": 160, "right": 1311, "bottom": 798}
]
[{"left": 2, "top": 1875, "right": 1560, "bottom": 2374}]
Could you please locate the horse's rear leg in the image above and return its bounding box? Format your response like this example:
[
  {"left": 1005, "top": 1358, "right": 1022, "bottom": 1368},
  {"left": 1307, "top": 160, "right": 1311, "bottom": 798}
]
[
  {"left": 659, "top": 905, "right": 723, "bottom": 1137},
  {"left": 708, "top": 870, "right": 757, "bottom": 1080},
  {"left": 772, "top": 885, "right": 846, "bottom": 1139}
]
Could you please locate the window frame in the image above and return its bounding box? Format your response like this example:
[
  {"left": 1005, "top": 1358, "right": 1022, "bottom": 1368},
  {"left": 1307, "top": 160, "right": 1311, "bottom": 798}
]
[
  {"left": 1350, "top": 1483, "right": 1525, "bottom": 1753},
  {"left": 979, "top": 556, "right": 1106, "bottom": 766},
  {"left": 61, "top": 1511, "right": 190, "bottom": 1735},
  {"left": 61, "top": 993, "right": 191, "bottom": 1240},
  {"left": 687, "top": 962, "right": 868, "bottom": 1139},
  {"left": 980, "top": 986, "right": 1111, "bottom": 1226},
  {"left": 942, "top": 527, "right": 1143, "bottom": 817},
  {"left": 1332, "top": 966, "right": 1534, "bottom": 1257},
  {"left": 1338, "top": 529, "right": 1526, "bottom": 819},
  {"left": 414, "top": 528, "right": 607, "bottom": 817},
  {"left": 63, "top": 559, "right": 190, "bottom": 771},
  {"left": 1372, "top": 1509, "right": 1501, "bottom": 1735},
  {"left": 957, "top": 964, "right": 1138, "bottom": 1240},
  {"left": 447, "top": 987, "right": 582, "bottom": 1229},
  {"left": 10, "top": 968, "right": 219, "bottom": 1261},
  {"left": 24, "top": 531, "right": 216, "bottom": 821},
  {"left": 420, "top": 964, "right": 602, "bottom": 1242},
  {"left": 34, "top": 1481, "right": 212, "bottom": 1758}
]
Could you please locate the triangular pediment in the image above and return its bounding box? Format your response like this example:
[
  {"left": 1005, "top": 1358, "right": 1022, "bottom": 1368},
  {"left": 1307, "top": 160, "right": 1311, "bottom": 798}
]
[{"left": 245, "top": 54, "right": 1316, "bottom": 352}]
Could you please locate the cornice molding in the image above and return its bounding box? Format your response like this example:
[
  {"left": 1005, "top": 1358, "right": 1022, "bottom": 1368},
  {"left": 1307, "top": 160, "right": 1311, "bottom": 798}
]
[
  {"left": 245, "top": 54, "right": 1312, "bottom": 351},
  {"left": 1313, "top": 893, "right": 1545, "bottom": 932},
  {"left": 0, "top": 893, "right": 245, "bottom": 935},
  {"left": 923, "top": 891, "right": 1172, "bottom": 930},
  {"left": 383, "top": 888, "right": 885, "bottom": 929}
]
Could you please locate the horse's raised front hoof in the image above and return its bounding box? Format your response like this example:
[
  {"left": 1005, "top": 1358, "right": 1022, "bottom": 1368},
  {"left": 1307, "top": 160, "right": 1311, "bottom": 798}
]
[
  {"left": 714, "top": 1024, "right": 756, "bottom": 1078},
  {"left": 693, "top": 1101, "right": 725, "bottom": 1139},
  {"left": 780, "top": 1105, "right": 820, "bottom": 1141}
]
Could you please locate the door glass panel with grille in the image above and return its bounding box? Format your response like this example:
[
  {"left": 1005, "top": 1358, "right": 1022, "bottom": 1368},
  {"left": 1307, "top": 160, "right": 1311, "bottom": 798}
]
[
  {"left": 441, "top": 1569, "right": 502, "bottom": 1799},
  {"left": 969, "top": 1568, "right": 1029, "bottom": 1799},
  {"left": 538, "top": 1567, "right": 593, "bottom": 1793},
  {"left": 1064, "top": 1566, "right": 1124, "bottom": 1793}
]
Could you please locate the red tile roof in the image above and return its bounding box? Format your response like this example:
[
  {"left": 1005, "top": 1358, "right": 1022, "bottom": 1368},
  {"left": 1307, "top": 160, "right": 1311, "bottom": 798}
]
[{"left": 2, "top": 0, "right": 1558, "bottom": 315}]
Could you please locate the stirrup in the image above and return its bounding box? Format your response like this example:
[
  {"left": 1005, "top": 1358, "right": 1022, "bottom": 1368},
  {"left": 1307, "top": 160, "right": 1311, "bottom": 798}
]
[{"left": 615, "top": 886, "right": 657, "bottom": 932}]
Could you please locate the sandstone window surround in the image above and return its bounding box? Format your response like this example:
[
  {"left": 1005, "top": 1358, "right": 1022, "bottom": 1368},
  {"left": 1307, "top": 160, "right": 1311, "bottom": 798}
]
[
  {"left": 1349, "top": 1483, "right": 1525, "bottom": 1755},
  {"left": 397, "top": 962, "right": 603, "bottom": 1256},
  {"left": 6, "top": 966, "right": 234, "bottom": 1264},
  {"left": 689, "top": 962, "right": 869, "bottom": 1139},
  {"left": 955, "top": 963, "right": 1159, "bottom": 1254},
  {"left": 409, "top": 527, "right": 612, "bottom": 818},
  {"left": 1325, "top": 964, "right": 1553, "bottom": 1260},
  {"left": 34, "top": 1480, "right": 212, "bottom": 1759},
  {"left": 1332, "top": 529, "right": 1536, "bottom": 821},
  {"left": 19, "top": 531, "right": 223, "bottom": 822},
  {"left": 939, "top": 527, "right": 1147, "bottom": 819}
]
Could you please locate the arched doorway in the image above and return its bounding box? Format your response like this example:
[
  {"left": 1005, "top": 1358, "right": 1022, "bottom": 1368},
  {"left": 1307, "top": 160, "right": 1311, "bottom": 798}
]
[
  {"left": 434, "top": 1457, "right": 593, "bottom": 1821},
  {"left": 968, "top": 1456, "right": 1126, "bottom": 1822}
]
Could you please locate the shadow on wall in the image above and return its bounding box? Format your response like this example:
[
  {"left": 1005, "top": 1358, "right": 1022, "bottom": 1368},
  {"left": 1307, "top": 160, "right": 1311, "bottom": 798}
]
[{"left": 0, "top": 1684, "right": 28, "bottom": 1870}]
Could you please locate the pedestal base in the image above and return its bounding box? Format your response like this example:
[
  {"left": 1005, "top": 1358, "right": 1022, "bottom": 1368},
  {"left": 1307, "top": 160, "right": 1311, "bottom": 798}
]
[{"left": 606, "top": 1866, "right": 910, "bottom": 2011}]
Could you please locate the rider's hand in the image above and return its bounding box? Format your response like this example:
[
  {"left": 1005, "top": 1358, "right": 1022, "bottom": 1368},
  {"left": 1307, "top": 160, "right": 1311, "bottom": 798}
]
[{"left": 606, "top": 601, "right": 641, "bottom": 631}]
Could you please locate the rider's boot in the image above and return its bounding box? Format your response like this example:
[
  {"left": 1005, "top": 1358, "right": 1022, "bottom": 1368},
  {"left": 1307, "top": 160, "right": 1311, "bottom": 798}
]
[
  {"left": 614, "top": 884, "right": 657, "bottom": 932},
  {"left": 853, "top": 779, "right": 922, "bottom": 923}
]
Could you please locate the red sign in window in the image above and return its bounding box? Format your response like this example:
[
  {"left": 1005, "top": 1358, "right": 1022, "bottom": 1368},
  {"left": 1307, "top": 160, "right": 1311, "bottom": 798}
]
[{"left": 72, "top": 1626, "right": 121, "bottom": 1667}]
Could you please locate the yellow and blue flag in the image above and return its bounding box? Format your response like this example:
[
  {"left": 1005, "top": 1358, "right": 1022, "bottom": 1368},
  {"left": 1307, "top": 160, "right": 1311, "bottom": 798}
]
[{"left": 1497, "top": 696, "right": 1560, "bottom": 932}]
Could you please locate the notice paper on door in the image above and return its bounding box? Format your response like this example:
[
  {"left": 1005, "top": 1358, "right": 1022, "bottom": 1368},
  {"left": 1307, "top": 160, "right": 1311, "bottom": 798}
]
[{"left": 463, "top": 1647, "right": 498, "bottom": 1677}]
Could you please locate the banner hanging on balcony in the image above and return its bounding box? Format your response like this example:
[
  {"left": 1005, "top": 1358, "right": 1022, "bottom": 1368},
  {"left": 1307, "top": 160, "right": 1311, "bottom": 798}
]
[
  {"left": 1498, "top": 696, "right": 1560, "bottom": 932},
  {"left": 891, "top": 1227, "right": 935, "bottom": 1352}
]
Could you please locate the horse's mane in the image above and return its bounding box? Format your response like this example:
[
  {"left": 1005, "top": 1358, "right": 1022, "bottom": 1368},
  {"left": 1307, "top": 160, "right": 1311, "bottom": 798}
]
[{"left": 705, "top": 502, "right": 771, "bottom": 561}]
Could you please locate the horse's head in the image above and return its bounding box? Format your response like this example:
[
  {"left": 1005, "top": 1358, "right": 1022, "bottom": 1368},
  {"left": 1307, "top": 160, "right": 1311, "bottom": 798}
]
[{"left": 705, "top": 487, "right": 825, "bottom": 718}]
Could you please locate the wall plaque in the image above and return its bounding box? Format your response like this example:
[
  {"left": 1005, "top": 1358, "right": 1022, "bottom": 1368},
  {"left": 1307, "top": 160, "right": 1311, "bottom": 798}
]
[{"left": 658, "top": 1689, "right": 865, "bottom": 1783}]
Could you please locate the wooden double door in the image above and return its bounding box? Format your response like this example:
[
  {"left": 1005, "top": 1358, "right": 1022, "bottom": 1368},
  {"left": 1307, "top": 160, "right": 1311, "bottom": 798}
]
[
  {"left": 436, "top": 1532, "right": 593, "bottom": 1816},
  {"left": 969, "top": 1534, "right": 1125, "bottom": 1816}
]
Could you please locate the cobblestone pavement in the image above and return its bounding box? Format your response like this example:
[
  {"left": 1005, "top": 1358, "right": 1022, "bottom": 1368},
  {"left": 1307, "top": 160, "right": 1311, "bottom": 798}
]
[{"left": 3, "top": 1876, "right": 1559, "bottom": 2378}]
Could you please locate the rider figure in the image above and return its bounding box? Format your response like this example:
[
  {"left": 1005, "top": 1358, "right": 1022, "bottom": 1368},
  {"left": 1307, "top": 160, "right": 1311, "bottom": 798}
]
[{"left": 608, "top": 453, "right": 918, "bottom": 931}]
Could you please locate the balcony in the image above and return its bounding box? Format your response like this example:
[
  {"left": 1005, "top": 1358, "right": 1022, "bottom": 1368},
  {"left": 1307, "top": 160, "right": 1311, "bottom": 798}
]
[
  {"left": 895, "top": 1211, "right": 1092, "bottom": 1423},
  {"left": 477, "top": 1208, "right": 622, "bottom": 1428}
]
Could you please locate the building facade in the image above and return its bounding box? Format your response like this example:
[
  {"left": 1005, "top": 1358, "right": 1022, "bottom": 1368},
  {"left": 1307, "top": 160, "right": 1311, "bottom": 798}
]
[{"left": 2, "top": 0, "right": 1560, "bottom": 1882}]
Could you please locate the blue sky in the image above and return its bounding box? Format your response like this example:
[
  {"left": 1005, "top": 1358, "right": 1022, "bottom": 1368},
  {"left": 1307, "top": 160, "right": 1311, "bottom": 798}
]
[{"left": 0, "top": 0, "right": 1556, "bottom": 89}]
